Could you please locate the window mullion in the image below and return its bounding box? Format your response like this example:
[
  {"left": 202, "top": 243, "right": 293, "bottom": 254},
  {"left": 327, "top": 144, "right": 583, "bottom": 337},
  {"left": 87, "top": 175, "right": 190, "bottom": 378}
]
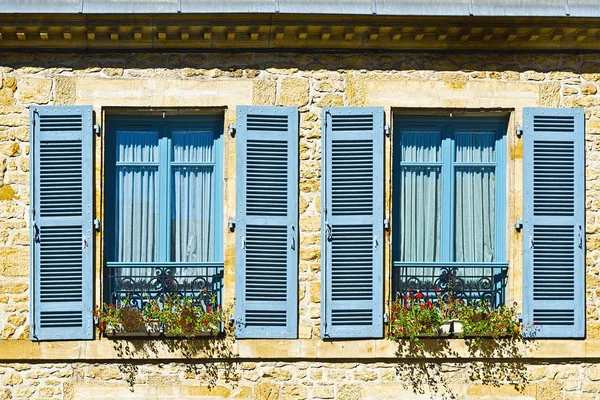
[
  {"left": 440, "top": 125, "right": 454, "bottom": 262},
  {"left": 158, "top": 126, "right": 170, "bottom": 263}
]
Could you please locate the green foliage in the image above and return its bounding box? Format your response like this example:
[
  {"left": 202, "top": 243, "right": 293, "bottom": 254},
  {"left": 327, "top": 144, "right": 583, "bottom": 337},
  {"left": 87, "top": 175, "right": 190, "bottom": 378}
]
[
  {"left": 388, "top": 290, "right": 445, "bottom": 347},
  {"left": 94, "top": 294, "right": 230, "bottom": 338},
  {"left": 143, "top": 294, "right": 227, "bottom": 338},
  {"left": 458, "top": 300, "right": 520, "bottom": 339},
  {"left": 388, "top": 290, "right": 522, "bottom": 348}
]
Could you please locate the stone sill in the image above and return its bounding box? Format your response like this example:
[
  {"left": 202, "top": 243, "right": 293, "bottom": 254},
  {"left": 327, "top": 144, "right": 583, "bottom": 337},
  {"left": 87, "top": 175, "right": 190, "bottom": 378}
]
[{"left": 0, "top": 338, "right": 593, "bottom": 361}]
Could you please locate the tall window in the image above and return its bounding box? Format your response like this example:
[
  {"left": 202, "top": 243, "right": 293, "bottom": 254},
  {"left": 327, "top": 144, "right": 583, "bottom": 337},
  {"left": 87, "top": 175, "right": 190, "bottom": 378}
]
[
  {"left": 105, "top": 115, "right": 224, "bottom": 304},
  {"left": 392, "top": 116, "right": 507, "bottom": 305}
]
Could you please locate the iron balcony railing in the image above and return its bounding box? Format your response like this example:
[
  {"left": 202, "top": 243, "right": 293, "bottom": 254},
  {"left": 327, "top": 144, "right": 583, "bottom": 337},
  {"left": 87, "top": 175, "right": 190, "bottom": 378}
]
[
  {"left": 392, "top": 262, "right": 509, "bottom": 308},
  {"left": 105, "top": 262, "right": 224, "bottom": 309}
]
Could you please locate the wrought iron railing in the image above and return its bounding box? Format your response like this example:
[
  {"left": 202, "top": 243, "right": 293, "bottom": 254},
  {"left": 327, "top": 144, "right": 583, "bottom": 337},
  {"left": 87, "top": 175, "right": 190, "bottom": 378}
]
[
  {"left": 392, "top": 263, "right": 509, "bottom": 308},
  {"left": 105, "top": 262, "right": 224, "bottom": 309}
]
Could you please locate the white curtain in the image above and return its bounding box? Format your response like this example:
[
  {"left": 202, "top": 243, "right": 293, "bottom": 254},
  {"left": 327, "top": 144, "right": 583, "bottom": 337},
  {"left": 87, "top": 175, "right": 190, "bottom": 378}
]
[
  {"left": 116, "top": 130, "right": 159, "bottom": 263},
  {"left": 454, "top": 131, "right": 496, "bottom": 263},
  {"left": 171, "top": 131, "right": 215, "bottom": 263},
  {"left": 399, "top": 130, "right": 442, "bottom": 262}
]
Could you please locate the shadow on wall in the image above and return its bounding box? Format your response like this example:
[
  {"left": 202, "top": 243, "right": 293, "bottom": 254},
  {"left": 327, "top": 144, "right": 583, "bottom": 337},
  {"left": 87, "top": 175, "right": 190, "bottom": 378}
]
[
  {"left": 392, "top": 337, "right": 538, "bottom": 399},
  {"left": 0, "top": 51, "right": 599, "bottom": 75},
  {"left": 109, "top": 330, "right": 238, "bottom": 391}
]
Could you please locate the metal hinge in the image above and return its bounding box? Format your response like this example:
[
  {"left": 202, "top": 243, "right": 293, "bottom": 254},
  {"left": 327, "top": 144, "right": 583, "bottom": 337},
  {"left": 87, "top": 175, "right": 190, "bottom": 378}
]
[
  {"left": 384, "top": 219, "right": 390, "bottom": 230},
  {"left": 516, "top": 125, "right": 523, "bottom": 138},
  {"left": 93, "top": 124, "right": 101, "bottom": 136},
  {"left": 229, "top": 123, "right": 236, "bottom": 137},
  {"left": 93, "top": 219, "right": 101, "bottom": 232},
  {"left": 515, "top": 219, "right": 523, "bottom": 231},
  {"left": 228, "top": 218, "right": 236, "bottom": 232},
  {"left": 384, "top": 125, "right": 391, "bottom": 137}
]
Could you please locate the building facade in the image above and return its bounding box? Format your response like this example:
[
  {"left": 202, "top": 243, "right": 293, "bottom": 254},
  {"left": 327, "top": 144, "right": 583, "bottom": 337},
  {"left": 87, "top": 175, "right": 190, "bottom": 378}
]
[{"left": 0, "top": 1, "right": 600, "bottom": 398}]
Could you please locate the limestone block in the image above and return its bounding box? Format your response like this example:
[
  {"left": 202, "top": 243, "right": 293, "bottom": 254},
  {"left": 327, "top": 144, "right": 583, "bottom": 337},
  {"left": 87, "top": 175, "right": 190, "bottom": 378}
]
[
  {"left": 277, "top": 78, "right": 309, "bottom": 107},
  {"left": 255, "top": 382, "right": 280, "bottom": 400},
  {"left": 583, "top": 83, "right": 599, "bottom": 95},
  {"left": 0, "top": 247, "right": 28, "bottom": 276},
  {"left": 2, "top": 373, "right": 23, "bottom": 386},
  {"left": 316, "top": 94, "right": 344, "bottom": 107},
  {"left": 312, "top": 386, "right": 334, "bottom": 399},
  {"left": 540, "top": 82, "right": 561, "bottom": 107},
  {"left": 253, "top": 80, "right": 276, "bottom": 106},
  {"left": 55, "top": 76, "right": 76, "bottom": 105},
  {"left": 0, "top": 142, "right": 20, "bottom": 157},
  {"left": 16, "top": 78, "right": 52, "bottom": 104},
  {"left": 537, "top": 381, "right": 564, "bottom": 400}
]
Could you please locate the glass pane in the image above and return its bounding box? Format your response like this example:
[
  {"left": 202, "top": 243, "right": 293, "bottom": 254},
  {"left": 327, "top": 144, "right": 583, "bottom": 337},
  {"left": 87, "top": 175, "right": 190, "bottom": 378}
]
[
  {"left": 116, "top": 130, "right": 158, "bottom": 162},
  {"left": 401, "top": 130, "right": 442, "bottom": 162},
  {"left": 115, "top": 167, "right": 159, "bottom": 262},
  {"left": 455, "top": 131, "right": 496, "bottom": 162},
  {"left": 399, "top": 166, "right": 442, "bottom": 262},
  {"left": 454, "top": 167, "right": 496, "bottom": 262},
  {"left": 172, "top": 131, "right": 214, "bottom": 163},
  {"left": 171, "top": 131, "right": 215, "bottom": 262}
]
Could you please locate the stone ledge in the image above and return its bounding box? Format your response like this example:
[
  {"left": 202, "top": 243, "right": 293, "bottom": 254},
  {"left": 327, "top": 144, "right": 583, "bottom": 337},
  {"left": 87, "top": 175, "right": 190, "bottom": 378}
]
[{"left": 0, "top": 338, "right": 595, "bottom": 361}]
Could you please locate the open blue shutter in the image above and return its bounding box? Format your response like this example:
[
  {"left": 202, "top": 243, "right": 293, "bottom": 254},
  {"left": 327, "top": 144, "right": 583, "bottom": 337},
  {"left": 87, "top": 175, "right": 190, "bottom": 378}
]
[
  {"left": 322, "top": 107, "right": 384, "bottom": 338},
  {"left": 523, "top": 107, "right": 585, "bottom": 338},
  {"left": 30, "top": 106, "right": 94, "bottom": 341},
  {"left": 235, "top": 106, "right": 298, "bottom": 338}
]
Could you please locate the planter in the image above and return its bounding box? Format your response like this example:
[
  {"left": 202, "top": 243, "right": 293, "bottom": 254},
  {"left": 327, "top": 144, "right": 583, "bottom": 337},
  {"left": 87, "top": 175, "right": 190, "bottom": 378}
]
[{"left": 450, "top": 320, "right": 463, "bottom": 335}]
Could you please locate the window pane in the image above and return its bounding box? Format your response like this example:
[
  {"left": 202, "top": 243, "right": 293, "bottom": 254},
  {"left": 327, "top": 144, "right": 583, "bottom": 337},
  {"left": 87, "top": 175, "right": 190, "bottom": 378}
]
[
  {"left": 115, "top": 131, "right": 159, "bottom": 263},
  {"left": 399, "top": 166, "right": 441, "bottom": 262},
  {"left": 171, "top": 132, "right": 215, "bottom": 262},
  {"left": 172, "top": 131, "right": 214, "bottom": 162},
  {"left": 455, "top": 131, "right": 496, "bottom": 162},
  {"left": 401, "top": 130, "right": 442, "bottom": 162},
  {"left": 454, "top": 167, "right": 495, "bottom": 262},
  {"left": 116, "top": 130, "right": 158, "bottom": 162},
  {"left": 116, "top": 167, "right": 159, "bottom": 262}
]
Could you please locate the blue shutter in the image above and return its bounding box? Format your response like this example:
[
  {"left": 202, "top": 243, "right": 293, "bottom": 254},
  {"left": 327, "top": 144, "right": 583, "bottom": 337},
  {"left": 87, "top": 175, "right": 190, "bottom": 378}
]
[
  {"left": 322, "top": 107, "right": 384, "bottom": 338},
  {"left": 234, "top": 106, "right": 299, "bottom": 338},
  {"left": 30, "top": 106, "right": 94, "bottom": 341},
  {"left": 523, "top": 107, "right": 585, "bottom": 338}
]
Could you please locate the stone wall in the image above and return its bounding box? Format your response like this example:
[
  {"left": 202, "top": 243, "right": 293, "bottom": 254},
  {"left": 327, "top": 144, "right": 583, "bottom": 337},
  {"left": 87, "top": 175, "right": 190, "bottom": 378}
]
[
  {"left": 1, "top": 360, "right": 600, "bottom": 399},
  {"left": 1, "top": 51, "right": 600, "bottom": 398}
]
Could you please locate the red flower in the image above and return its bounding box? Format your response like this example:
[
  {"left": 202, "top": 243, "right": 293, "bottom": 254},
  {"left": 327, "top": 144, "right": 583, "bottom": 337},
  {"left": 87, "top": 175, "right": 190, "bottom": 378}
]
[
  {"left": 99, "top": 322, "right": 106, "bottom": 331},
  {"left": 206, "top": 306, "right": 212, "bottom": 312},
  {"left": 415, "top": 292, "right": 423, "bottom": 300},
  {"left": 420, "top": 304, "right": 425, "bottom": 310},
  {"left": 93, "top": 311, "right": 98, "bottom": 317},
  {"left": 202, "top": 321, "right": 208, "bottom": 326},
  {"left": 433, "top": 287, "right": 440, "bottom": 293},
  {"left": 108, "top": 303, "right": 115, "bottom": 308},
  {"left": 513, "top": 301, "right": 518, "bottom": 306},
  {"left": 403, "top": 295, "right": 409, "bottom": 301},
  {"left": 407, "top": 288, "right": 412, "bottom": 293}
]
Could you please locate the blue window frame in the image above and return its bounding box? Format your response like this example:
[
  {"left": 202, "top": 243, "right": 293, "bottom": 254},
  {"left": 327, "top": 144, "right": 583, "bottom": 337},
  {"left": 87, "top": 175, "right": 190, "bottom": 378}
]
[
  {"left": 392, "top": 116, "right": 507, "bottom": 306},
  {"left": 104, "top": 115, "right": 224, "bottom": 306}
]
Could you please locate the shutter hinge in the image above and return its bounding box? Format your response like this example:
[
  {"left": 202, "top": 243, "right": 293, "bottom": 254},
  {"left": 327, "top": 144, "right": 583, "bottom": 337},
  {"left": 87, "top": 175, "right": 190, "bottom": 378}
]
[
  {"left": 384, "top": 125, "right": 391, "bottom": 137},
  {"left": 93, "top": 124, "right": 101, "bottom": 136},
  {"left": 228, "top": 218, "right": 236, "bottom": 232},
  {"left": 516, "top": 125, "right": 523, "bottom": 138},
  {"left": 93, "top": 219, "right": 101, "bottom": 232},
  {"left": 384, "top": 219, "right": 390, "bottom": 230},
  {"left": 228, "top": 123, "right": 236, "bottom": 137},
  {"left": 515, "top": 219, "right": 523, "bottom": 231}
]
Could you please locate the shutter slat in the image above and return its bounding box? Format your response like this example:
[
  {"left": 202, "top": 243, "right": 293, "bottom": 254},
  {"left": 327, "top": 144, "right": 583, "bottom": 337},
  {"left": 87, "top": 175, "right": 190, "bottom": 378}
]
[
  {"left": 235, "top": 106, "right": 298, "bottom": 339},
  {"left": 523, "top": 107, "right": 584, "bottom": 338},
  {"left": 322, "top": 107, "right": 384, "bottom": 338},
  {"left": 31, "top": 106, "right": 94, "bottom": 341}
]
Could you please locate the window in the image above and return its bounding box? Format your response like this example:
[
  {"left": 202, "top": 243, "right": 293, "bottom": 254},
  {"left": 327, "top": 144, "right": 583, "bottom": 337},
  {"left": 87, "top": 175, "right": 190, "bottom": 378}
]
[
  {"left": 392, "top": 116, "right": 507, "bottom": 306},
  {"left": 104, "top": 115, "right": 224, "bottom": 306}
]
